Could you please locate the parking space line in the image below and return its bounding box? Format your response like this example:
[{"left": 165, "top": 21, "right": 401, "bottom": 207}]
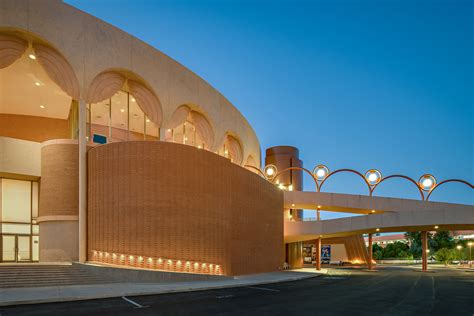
[
  {"left": 245, "top": 286, "right": 280, "bottom": 292},
  {"left": 121, "top": 296, "right": 148, "bottom": 308}
]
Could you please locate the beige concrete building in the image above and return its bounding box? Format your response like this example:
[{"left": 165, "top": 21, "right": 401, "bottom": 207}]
[{"left": 0, "top": 1, "right": 472, "bottom": 276}]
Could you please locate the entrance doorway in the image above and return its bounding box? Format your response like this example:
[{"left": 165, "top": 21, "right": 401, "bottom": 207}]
[
  {"left": 0, "top": 178, "right": 40, "bottom": 263},
  {"left": 1, "top": 235, "right": 32, "bottom": 262}
]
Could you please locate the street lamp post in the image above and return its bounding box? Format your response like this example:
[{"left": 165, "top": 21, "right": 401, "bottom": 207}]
[
  {"left": 456, "top": 245, "right": 463, "bottom": 266},
  {"left": 467, "top": 242, "right": 472, "bottom": 269}
]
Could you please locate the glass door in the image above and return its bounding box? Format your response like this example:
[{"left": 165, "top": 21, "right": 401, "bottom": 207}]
[
  {"left": 17, "top": 236, "right": 31, "bottom": 261},
  {"left": 1, "top": 235, "right": 31, "bottom": 262},
  {"left": 2, "top": 235, "right": 16, "bottom": 262}
]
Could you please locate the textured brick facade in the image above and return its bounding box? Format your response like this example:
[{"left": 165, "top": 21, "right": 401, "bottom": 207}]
[
  {"left": 39, "top": 142, "right": 78, "bottom": 217},
  {"left": 87, "top": 141, "right": 283, "bottom": 276}
]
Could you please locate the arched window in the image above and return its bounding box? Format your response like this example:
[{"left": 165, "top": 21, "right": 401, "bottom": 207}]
[
  {"left": 86, "top": 71, "right": 162, "bottom": 144},
  {"left": 165, "top": 106, "right": 214, "bottom": 150}
]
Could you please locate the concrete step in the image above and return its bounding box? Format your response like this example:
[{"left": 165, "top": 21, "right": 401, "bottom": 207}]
[{"left": 0, "top": 264, "right": 117, "bottom": 288}]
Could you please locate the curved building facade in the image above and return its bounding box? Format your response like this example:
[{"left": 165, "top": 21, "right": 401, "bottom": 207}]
[{"left": 0, "top": 1, "right": 281, "bottom": 276}]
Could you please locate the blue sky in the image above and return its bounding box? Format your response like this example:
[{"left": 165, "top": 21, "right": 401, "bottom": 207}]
[{"left": 66, "top": 0, "right": 473, "bottom": 211}]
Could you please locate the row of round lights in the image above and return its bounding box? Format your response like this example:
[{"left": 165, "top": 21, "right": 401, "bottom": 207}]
[
  {"left": 91, "top": 250, "right": 221, "bottom": 275},
  {"left": 264, "top": 164, "right": 437, "bottom": 192}
]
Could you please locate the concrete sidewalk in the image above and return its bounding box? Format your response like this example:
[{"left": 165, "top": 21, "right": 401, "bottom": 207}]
[{"left": 0, "top": 270, "right": 322, "bottom": 307}]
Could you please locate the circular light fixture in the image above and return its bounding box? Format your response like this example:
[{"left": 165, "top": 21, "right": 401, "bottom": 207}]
[
  {"left": 418, "top": 174, "right": 436, "bottom": 191},
  {"left": 376, "top": 228, "right": 380, "bottom": 232},
  {"left": 28, "top": 54, "right": 36, "bottom": 60},
  {"left": 313, "top": 165, "right": 329, "bottom": 181},
  {"left": 365, "top": 169, "right": 382, "bottom": 186},
  {"left": 39, "top": 105, "right": 45, "bottom": 109},
  {"left": 264, "top": 164, "right": 277, "bottom": 179},
  {"left": 434, "top": 225, "right": 439, "bottom": 229}
]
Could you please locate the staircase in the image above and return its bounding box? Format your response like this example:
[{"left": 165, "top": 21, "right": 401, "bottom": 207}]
[{"left": 0, "top": 264, "right": 116, "bottom": 288}]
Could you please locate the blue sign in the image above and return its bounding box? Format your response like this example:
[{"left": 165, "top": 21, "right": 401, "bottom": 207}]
[
  {"left": 321, "top": 245, "right": 331, "bottom": 263},
  {"left": 93, "top": 134, "right": 107, "bottom": 144}
]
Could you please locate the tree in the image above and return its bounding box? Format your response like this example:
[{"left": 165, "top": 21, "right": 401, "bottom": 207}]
[
  {"left": 405, "top": 231, "right": 434, "bottom": 259},
  {"left": 432, "top": 231, "right": 454, "bottom": 251},
  {"left": 435, "top": 248, "right": 456, "bottom": 266}
]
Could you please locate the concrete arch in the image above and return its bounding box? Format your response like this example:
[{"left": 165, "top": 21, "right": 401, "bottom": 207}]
[
  {"left": 164, "top": 104, "right": 215, "bottom": 149},
  {"left": 0, "top": 30, "right": 80, "bottom": 100},
  {"left": 1, "top": 1, "right": 261, "bottom": 165},
  {"left": 86, "top": 69, "right": 163, "bottom": 126}
]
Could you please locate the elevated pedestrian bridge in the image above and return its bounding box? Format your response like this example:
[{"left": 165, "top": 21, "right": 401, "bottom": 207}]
[{"left": 284, "top": 191, "right": 474, "bottom": 243}]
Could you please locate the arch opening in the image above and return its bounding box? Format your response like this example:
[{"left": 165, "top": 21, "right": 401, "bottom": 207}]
[
  {"left": 86, "top": 71, "right": 162, "bottom": 144},
  {"left": 0, "top": 32, "right": 79, "bottom": 142}
]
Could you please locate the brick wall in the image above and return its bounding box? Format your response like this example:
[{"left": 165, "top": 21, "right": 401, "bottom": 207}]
[{"left": 87, "top": 141, "right": 283, "bottom": 276}]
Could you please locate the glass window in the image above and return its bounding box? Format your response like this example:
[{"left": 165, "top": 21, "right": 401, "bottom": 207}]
[
  {"left": 129, "top": 97, "right": 145, "bottom": 138},
  {"left": 2, "top": 179, "right": 31, "bottom": 223},
  {"left": 32, "top": 236, "right": 39, "bottom": 261},
  {"left": 32, "top": 182, "right": 39, "bottom": 219},
  {"left": 2, "top": 223, "right": 31, "bottom": 234},
  {"left": 90, "top": 99, "right": 110, "bottom": 141},
  {"left": 145, "top": 117, "right": 159, "bottom": 139},
  {"left": 111, "top": 91, "right": 129, "bottom": 141}
]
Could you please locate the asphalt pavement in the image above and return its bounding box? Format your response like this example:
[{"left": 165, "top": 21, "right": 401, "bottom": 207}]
[{"left": 1, "top": 266, "right": 472, "bottom": 316}]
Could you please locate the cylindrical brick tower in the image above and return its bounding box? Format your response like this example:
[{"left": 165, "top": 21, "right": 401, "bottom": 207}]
[{"left": 265, "top": 145, "right": 304, "bottom": 268}]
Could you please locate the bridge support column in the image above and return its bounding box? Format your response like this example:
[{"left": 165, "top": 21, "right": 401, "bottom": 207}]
[
  {"left": 315, "top": 237, "right": 321, "bottom": 270},
  {"left": 368, "top": 233, "right": 373, "bottom": 270},
  {"left": 421, "top": 231, "right": 428, "bottom": 271}
]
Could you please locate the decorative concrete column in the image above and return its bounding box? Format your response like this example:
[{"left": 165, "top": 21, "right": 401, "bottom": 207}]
[
  {"left": 368, "top": 233, "right": 373, "bottom": 270},
  {"left": 315, "top": 237, "right": 322, "bottom": 270},
  {"left": 421, "top": 231, "right": 428, "bottom": 271},
  {"left": 78, "top": 99, "right": 87, "bottom": 263}
]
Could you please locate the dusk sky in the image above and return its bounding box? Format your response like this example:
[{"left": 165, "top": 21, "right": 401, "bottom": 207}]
[{"left": 66, "top": 0, "right": 473, "bottom": 213}]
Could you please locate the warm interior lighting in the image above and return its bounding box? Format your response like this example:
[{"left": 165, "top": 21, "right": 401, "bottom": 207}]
[
  {"left": 288, "top": 184, "right": 293, "bottom": 191},
  {"left": 131, "top": 98, "right": 136, "bottom": 102},
  {"left": 371, "top": 210, "right": 375, "bottom": 213},
  {"left": 28, "top": 54, "right": 36, "bottom": 60},
  {"left": 291, "top": 203, "right": 295, "bottom": 207},
  {"left": 120, "top": 108, "right": 125, "bottom": 113},
  {"left": 167, "top": 129, "right": 171, "bottom": 132},
  {"left": 39, "top": 105, "right": 45, "bottom": 109},
  {"left": 376, "top": 228, "right": 380, "bottom": 232},
  {"left": 146, "top": 119, "right": 150, "bottom": 122},
  {"left": 35, "top": 82, "right": 40, "bottom": 86},
  {"left": 278, "top": 183, "right": 284, "bottom": 190},
  {"left": 434, "top": 225, "right": 439, "bottom": 229}
]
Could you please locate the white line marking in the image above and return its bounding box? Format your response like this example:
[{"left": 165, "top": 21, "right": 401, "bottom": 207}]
[
  {"left": 121, "top": 296, "right": 147, "bottom": 308},
  {"left": 245, "top": 286, "right": 280, "bottom": 292},
  {"left": 216, "top": 294, "right": 235, "bottom": 299}
]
